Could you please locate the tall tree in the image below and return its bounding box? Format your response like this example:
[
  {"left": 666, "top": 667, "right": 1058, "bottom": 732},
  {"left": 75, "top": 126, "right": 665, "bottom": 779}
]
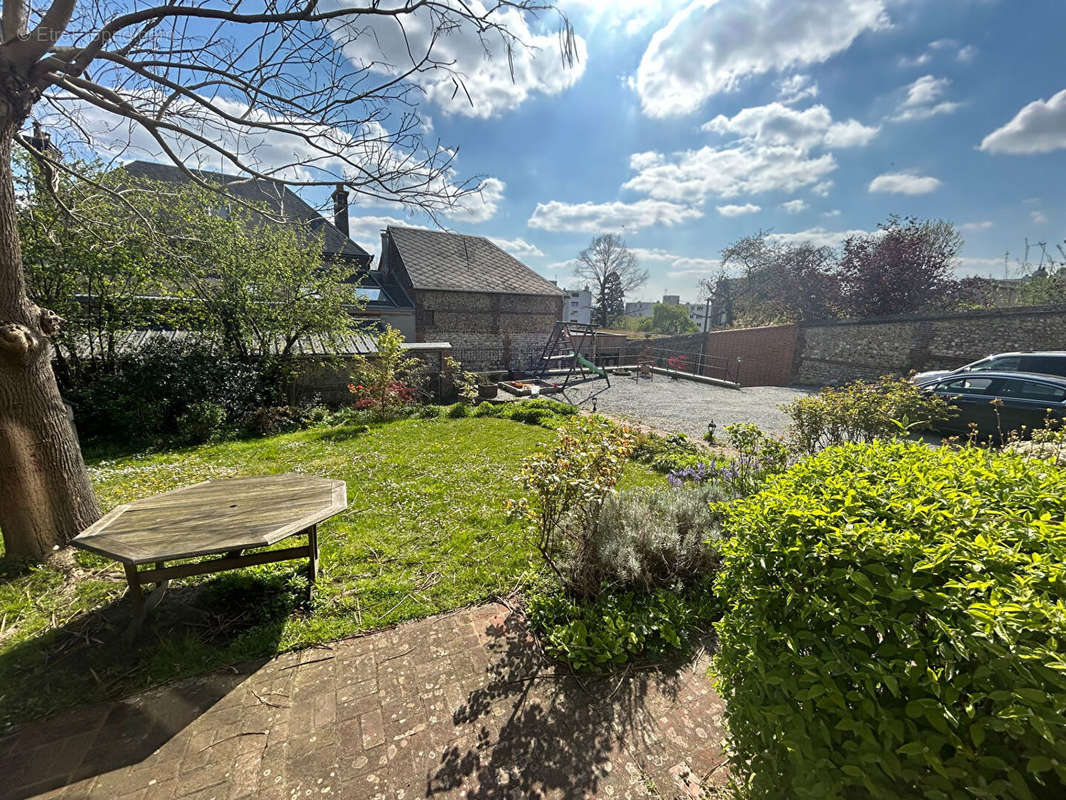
[
  {"left": 0, "top": 0, "right": 575, "bottom": 561},
  {"left": 837, "top": 216, "right": 962, "bottom": 317},
  {"left": 595, "top": 270, "right": 625, "bottom": 327},
  {"left": 703, "top": 232, "right": 840, "bottom": 326},
  {"left": 574, "top": 234, "right": 647, "bottom": 327}
]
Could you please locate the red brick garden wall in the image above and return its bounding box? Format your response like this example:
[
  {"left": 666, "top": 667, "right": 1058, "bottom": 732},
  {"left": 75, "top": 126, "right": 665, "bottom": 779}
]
[{"left": 703, "top": 325, "right": 798, "bottom": 386}]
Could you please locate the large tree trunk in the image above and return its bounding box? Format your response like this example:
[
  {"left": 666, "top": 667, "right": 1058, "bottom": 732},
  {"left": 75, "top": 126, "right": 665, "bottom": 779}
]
[{"left": 0, "top": 121, "right": 101, "bottom": 561}]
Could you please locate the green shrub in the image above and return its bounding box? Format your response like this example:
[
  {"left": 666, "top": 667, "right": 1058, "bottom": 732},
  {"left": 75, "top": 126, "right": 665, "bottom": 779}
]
[
  {"left": 175, "top": 400, "right": 227, "bottom": 444},
  {"left": 586, "top": 484, "right": 727, "bottom": 591},
  {"left": 507, "top": 415, "right": 636, "bottom": 596},
  {"left": 446, "top": 402, "right": 469, "bottom": 418},
  {"left": 783, "top": 376, "right": 954, "bottom": 455},
  {"left": 714, "top": 439, "right": 1066, "bottom": 799},
  {"left": 417, "top": 404, "right": 444, "bottom": 419},
  {"left": 63, "top": 338, "right": 277, "bottom": 443},
  {"left": 528, "top": 583, "right": 717, "bottom": 673},
  {"left": 632, "top": 431, "right": 707, "bottom": 473}
]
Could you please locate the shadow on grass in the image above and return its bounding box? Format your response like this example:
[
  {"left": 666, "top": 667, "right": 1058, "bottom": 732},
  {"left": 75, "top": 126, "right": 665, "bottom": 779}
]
[
  {"left": 0, "top": 570, "right": 304, "bottom": 796},
  {"left": 426, "top": 610, "right": 683, "bottom": 799}
]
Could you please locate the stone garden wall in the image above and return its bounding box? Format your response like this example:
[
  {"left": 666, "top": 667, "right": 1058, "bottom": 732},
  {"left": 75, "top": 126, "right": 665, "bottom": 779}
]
[{"left": 793, "top": 305, "right": 1066, "bottom": 385}]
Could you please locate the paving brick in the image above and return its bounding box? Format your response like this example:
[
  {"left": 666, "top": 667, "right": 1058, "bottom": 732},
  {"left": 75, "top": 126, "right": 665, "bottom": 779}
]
[{"left": 2, "top": 604, "right": 728, "bottom": 799}]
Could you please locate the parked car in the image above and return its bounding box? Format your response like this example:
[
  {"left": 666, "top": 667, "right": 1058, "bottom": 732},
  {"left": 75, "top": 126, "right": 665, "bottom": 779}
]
[
  {"left": 911, "top": 351, "right": 1066, "bottom": 384},
  {"left": 918, "top": 371, "right": 1066, "bottom": 438}
]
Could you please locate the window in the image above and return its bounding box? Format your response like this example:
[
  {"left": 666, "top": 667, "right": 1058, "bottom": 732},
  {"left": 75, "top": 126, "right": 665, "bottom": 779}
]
[
  {"left": 355, "top": 287, "right": 381, "bottom": 301},
  {"left": 1021, "top": 356, "right": 1066, "bottom": 377},
  {"left": 999, "top": 379, "right": 1066, "bottom": 403},
  {"left": 940, "top": 377, "right": 996, "bottom": 394},
  {"left": 974, "top": 356, "right": 1021, "bottom": 371}
]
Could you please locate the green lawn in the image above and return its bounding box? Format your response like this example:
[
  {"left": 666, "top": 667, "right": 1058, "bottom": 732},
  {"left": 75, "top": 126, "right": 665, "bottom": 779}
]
[{"left": 0, "top": 416, "right": 659, "bottom": 727}]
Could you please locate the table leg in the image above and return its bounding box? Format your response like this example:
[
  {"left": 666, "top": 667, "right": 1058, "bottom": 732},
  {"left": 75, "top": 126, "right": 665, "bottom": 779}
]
[{"left": 307, "top": 524, "right": 319, "bottom": 583}]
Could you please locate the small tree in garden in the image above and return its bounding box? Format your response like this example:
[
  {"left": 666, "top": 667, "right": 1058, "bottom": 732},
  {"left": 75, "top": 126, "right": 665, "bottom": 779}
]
[
  {"left": 348, "top": 327, "right": 426, "bottom": 414},
  {"left": 443, "top": 356, "right": 479, "bottom": 404},
  {"left": 507, "top": 415, "right": 636, "bottom": 596}
]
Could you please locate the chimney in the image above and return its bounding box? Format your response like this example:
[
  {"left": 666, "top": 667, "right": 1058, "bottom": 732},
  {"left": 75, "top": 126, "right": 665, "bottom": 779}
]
[{"left": 331, "top": 183, "right": 350, "bottom": 236}]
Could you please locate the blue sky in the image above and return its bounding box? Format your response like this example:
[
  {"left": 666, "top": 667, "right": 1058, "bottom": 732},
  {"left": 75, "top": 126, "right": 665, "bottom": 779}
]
[
  {"left": 344, "top": 0, "right": 1066, "bottom": 302},
  {"left": 57, "top": 0, "right": 1066, "bottom": 303}
]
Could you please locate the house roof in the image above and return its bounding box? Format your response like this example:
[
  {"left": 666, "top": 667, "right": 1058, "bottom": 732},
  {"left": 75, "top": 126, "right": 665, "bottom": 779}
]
[
  {"left": 386, "top": 226, "right": 563, "bottom": 296},
  {"left": 119, "top": 161, "right": 370, "bottom": 261}
]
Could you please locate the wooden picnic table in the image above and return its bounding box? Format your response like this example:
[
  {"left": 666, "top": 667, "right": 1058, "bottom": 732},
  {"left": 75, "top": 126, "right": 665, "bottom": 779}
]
[{"left": 72, "top": 474, "right": 347, "bottom": 630}]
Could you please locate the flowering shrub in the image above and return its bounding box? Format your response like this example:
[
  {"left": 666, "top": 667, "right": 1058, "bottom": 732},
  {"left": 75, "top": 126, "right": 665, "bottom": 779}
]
[
  {"left": 666, "top": 424, "right": 790, "bottom": 497},
  {"left": 347, "top": 380, "right": 415, "bottom": 409},
  {"left": 507, "top": 415, "right": 636, "bottom": 596},
  {"left": 347, "top": 326, "right": 426, "bottom": 415}
]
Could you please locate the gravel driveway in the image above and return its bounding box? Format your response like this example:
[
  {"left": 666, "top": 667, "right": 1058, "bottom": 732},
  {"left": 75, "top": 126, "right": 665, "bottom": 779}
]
[{"left": 559, "top": 376, "right": 810, "bottom": 438}]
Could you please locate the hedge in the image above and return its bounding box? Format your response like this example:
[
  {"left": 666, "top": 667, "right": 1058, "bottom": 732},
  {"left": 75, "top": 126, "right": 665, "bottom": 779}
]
[{"left": 713, "top": 440, "right": 1066, "bottom": 799}]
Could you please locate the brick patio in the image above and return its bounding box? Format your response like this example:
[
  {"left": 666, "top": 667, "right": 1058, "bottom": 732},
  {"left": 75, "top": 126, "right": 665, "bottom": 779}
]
[{"left": 0, "top": 603, "right": 729, "bottom": 799}]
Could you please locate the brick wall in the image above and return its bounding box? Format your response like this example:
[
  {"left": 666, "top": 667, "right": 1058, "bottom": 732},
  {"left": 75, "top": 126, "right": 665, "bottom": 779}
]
[
  {"left": 793, "top": 305, "right": 1066, "bottom": 385},
  {"left": 413, "top": 289, "right": 562, "bottom": 341},
  {"left": 703, "top": 325, "right": 797, "bottom": 386}
]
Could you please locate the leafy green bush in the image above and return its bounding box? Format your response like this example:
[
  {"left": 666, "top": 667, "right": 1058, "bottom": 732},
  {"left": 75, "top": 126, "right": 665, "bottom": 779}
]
[
  {"left": 63, "top": 338, "right": 277, "bottom": 444},
  {"left": 714, "top": 439, "right": 1066, "bottom": 799},
  {"left": 446, "top": 401, "right": 470, "bottom": 418},
  {"left": 632, "top": 431, "right": 707, "bottom": 473},
  {"left": 783, "top": 376, "right": 954, "bottom": 455},
  {"left": 528, "top": 583, "right": 717, "bottom": 673}
]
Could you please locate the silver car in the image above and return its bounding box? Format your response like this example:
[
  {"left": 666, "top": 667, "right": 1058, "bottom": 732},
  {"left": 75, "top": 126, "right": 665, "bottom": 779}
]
[{"left": 912, "top": 351, "right": 1066, "bottom": 384}]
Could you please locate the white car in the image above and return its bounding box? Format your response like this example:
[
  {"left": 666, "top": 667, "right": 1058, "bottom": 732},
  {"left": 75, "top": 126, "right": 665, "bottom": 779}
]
[{"left": 912, "top": 351, "right": 1066, "bottom": 385}]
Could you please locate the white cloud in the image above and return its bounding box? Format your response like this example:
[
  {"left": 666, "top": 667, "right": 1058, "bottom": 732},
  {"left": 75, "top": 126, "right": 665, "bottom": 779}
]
[
  {"left": 1031, "top": 210, "right": 1048, "bottom": 225},
  {"left": 868, "top": 172, "right": 942, "bottom": 195},
  {"left": 960, "top": 220, "right": 994, "bottom": 232},
  {"left": 326, "top": 0, "right": 588, "bottom": 119},
  {"left": 627, "top": 102, "right": 873, "bottom": 205},
  {"left": 630, "top": 247, "right": 721, "bottom": 274},
  {"left": 811, "top": 180, "right": 834, "bottom": 197},
  {"left": 527, "top": 199, "right": 702, "bottom": 233},
  {"left": 979, "top": 89, "right": 1066, "bottom": 154},
  {"left": 625, "top": 145, "right": 836, "bottom": 204},
  {"left": 899, "top": 39, "right": 976, "bottom": 68},
  {"left": 632, "top": 0, "right": 888, "bottom": 117},
  {"left": 491, "top": 236, "right": 545, "bottom": 258},
  {"left": 956, "top": 256, "right": 1007, "bottom": 278},
  {"left": 767, "top": 227, "right": 871, "bottom": 248},
  {"left": 823, "top": 209, "right": 841, "bottom": 217},
  {"left": 702, "top": 103, "right": 878, "bottom": 150},
  {"left": 716, "top": 203, "right": 761, "bottom": 217},
  {"left": 891, "top": 75, "right": 962, "bottom": 121},
  {"left": 782, "top": 199, "right": 808, "bottom": 214},
  {"left": 776, "top": 73, "right": 819, "bottom": 105}
]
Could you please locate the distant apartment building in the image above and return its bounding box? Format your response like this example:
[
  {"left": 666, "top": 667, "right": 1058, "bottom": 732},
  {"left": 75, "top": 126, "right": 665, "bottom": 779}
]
[
  {"left": 562, "top": 286, "right": 594, "bottom": 325},
  {"left": 686, "top": 302, "right": 711, "bottom": 331},
  {"left": 662, "top": 294, "right": 680, "bottom": 306},
  {"left": 625, "top": 300, "right": 654, "bottom": 318}
]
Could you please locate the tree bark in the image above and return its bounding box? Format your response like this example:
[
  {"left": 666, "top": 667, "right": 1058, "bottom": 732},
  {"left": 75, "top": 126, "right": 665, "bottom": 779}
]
[{"left": 0, "top": 119, "right": 101, "bottom": 561}]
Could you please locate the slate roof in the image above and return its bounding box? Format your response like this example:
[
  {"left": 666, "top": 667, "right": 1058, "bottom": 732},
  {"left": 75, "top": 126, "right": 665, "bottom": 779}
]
[
  {"left": 119, "top": 161, "right": 370, "bottom": 261},
  {"left": 386, "top": 226, "right": 562, "bottom": 296}
]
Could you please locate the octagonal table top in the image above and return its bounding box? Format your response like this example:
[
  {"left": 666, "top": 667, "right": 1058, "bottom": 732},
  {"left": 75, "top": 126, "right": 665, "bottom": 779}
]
[{"left": 72, "top": 474, "right": 347, "bottom": 565}]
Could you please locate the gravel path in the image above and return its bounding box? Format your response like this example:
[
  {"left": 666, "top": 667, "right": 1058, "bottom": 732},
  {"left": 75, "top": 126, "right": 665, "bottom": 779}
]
[{"left": 559, "top": 375, "right": 810, "bottom": 438}]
